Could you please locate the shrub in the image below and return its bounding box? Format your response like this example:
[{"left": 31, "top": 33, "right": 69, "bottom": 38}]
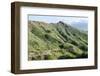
[
  {"left": 79, "top": 44, "right": 87, "bottom": 51},
  {"left": 76, "top": 52, "right": 88, "bottom": 58},
  {"left": 58, "top": 55, "right": 74, "bottom": 59},
  {"left": 46, "top": 30, "right": 51, "bottom": 33},
  {"left": 71, "top": 40, "right": 78, "bottom": 46},
  {"left": 44, "top": 55, "right": 54, "bottom": 60},
  {"left": 59, "top": 44, "right": 64, "bottom": 49}
]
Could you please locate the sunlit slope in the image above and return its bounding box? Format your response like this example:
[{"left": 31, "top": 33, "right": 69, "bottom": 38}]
[{"left": 28, "top": 21, "right": 88, "bottom": 60}]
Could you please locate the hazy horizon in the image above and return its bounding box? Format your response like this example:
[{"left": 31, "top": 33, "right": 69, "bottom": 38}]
[{"left": 28, "top": 15, "right": 88, "bottom": 31}]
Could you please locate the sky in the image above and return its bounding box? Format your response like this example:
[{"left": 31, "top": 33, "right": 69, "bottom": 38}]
[{"left": 28, "top": 15, "right": 88, "bottom": 31}]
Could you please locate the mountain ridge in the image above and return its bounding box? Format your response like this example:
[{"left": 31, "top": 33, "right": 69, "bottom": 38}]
[{"left": 28, "top": 20, "right": 88, "bottom": 60}]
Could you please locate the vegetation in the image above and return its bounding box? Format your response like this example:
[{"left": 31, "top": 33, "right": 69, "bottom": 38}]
[{"left": 28, "top": 21, "right": 88, "bottom": 60}]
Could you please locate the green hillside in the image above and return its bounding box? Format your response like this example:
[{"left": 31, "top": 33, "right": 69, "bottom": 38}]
[{"left": 28, "top": 21, "right": 88, "bottom": 60}]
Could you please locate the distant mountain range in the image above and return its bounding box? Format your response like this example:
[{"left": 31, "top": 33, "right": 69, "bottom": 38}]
[
  {"left": 28, "top": 21, "right": 88, "bottom": 60},
  {"left": 71, "top": 21, "right": 88, "bottom": 31}
]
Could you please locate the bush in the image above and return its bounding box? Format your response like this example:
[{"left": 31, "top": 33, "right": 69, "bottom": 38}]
[
  {"left": 58, "top": 55, "right": 74, "bottom": 59},
  {"left": 59, "top": 44, "right": 64, "bottom": 49},
  {"left": 31, "top": 57, "right": 35, "bottom": 60},
  {"left": 76, "top": 52, "right": 88, "bottom": 58},
  {"left": 44, "top": 55, "right": 54, "bottom": 60},
  {"left": 44, "top": 34, "right": 49, "bottom": 39},
  {"left": 71, "top": 40, "right": 78, "bottom": 46},
  {"left": 79, "top": 44, "right": 87, "bottom": 51},
  {"left": 46, "top": 30, "right": 51, "bottom": 33}
]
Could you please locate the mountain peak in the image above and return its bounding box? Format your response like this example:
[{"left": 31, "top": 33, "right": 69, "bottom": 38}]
[
  {"left": 58, "top": 21, "right": 65, "bottom": 25},
  {"left": 57, "top": 21, "right": 69, "bottom": 28}
]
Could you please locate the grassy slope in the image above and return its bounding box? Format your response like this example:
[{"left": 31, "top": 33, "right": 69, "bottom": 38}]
[{"left": 28, "top": 21, "right": 88, "bottom": 60}]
